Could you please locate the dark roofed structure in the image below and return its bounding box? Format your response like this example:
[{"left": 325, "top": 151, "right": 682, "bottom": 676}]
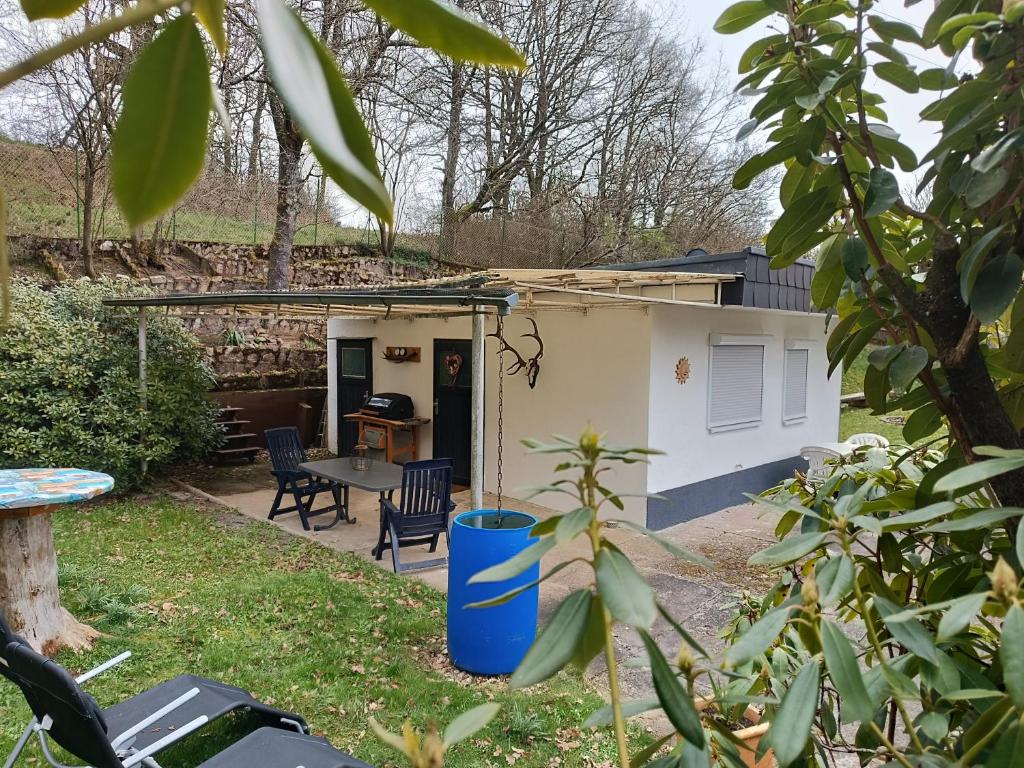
[{"left": 599, "top": 246, "right": 817, "bottom": 312}]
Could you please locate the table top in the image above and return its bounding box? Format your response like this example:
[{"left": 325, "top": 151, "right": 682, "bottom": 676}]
[
  {"left": 343, "top": 413, "right": 431, "bottom": 427},
  {"left": 0, "top": 468, "right": 114, "bottom": 510},
  {"left": 300, "top": 458, "right": 404, "bottom": 492}
]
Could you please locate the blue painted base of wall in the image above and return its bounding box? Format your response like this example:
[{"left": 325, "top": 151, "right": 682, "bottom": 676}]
[{"left": 646, "top": 455, "right": 804, "bottom": 530}]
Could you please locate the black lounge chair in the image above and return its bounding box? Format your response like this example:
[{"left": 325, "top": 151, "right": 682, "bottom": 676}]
[
  {"left": 378, "top": 458, "right": 456, "bottom": 573},
  {"left": 266, "top": 426, "right": 343, "bottom": 531},
  {"left": 0, "top": 615, "right": 371, "bottom": 768}
]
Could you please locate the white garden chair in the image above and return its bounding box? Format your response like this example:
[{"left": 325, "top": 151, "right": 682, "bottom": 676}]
[
  {"left": 846, "top": 432, "right": 890, "bottom": 448},
  {"left": 800, "top": 445, "right": 844, "bottom": 484}
]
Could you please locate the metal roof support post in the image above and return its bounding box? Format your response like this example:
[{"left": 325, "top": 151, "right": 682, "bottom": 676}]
[
  {"left": 471, "top": 306, "right": 486, "bottom": 511},
  {"left": 138, "top": 306, "right": 148, "bottom": 476}
]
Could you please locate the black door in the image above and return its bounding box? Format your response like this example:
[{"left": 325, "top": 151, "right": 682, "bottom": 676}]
[
  {"left": 337, "top": 339, "right": 373, "bottom": 455},
  {"left": 433, "top": 339, "right": 473, "bottom": 486}
]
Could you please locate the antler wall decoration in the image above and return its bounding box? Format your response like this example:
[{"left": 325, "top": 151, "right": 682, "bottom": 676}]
[{"left": 487, "top": 317, "right": 544, "bottom": 389}]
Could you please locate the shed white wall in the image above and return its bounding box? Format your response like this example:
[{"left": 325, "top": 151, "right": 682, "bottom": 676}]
[
  {"left": 327, "top": 308, "right": 653, "bottom": 523},
  {"left": 645, "top": 304, "right": 840, "bottom": 495}
]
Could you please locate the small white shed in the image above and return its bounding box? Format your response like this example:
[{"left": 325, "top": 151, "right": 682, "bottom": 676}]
[{"left": 327, "top": 262, "right": 840, "bottom": 529}]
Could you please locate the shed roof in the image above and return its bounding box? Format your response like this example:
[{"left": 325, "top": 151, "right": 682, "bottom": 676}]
[{"left": 102, "top": 268, "right": 734, "bottom": 319}]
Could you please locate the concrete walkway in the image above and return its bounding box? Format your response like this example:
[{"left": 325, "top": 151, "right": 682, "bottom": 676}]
[{"left": 179, "top": 462, "right": 782, "bottom": 702}]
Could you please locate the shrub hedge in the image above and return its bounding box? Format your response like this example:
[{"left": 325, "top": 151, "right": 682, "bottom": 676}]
[{"left": 0, "top": 278, "right": 221, "bottom": 488}]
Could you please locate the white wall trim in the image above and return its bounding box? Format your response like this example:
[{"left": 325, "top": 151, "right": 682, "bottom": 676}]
[{"left": 709, "top": 333, "right": 771, "bottom": 346}]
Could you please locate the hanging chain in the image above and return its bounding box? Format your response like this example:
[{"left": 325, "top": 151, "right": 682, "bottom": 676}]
[{"left": 496, "top": 315, "right": 505, "bottom": 515}]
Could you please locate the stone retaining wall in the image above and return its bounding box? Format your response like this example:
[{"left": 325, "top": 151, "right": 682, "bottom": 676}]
[{"left": 10, "top": 235, "right": 466, "bottom": 393}]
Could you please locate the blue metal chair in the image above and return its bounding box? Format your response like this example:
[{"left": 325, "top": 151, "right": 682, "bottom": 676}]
[
  {"left": 378, "top": 459, "right": 455, "bottom": 573},
  {"left": 265, "top": 427, "right": 341, "bottom": 531}
]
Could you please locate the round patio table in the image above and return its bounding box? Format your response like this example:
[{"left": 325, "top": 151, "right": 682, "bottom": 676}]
[{"left": 0, "top": 468, "right": 113, "bottom": 653}]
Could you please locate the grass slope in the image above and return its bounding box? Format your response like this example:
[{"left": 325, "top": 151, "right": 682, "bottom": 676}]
[
  {"left": 838, "top": 347, "right": 910, "bottom": 446},
  {"left": 0, "top": 499, "right": 627, "bottom": 767}
]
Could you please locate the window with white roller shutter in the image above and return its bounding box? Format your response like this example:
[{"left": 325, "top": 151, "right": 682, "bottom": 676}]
[
  {"left": 707, "top": 334, "right": 768, "bottom": 432},
  {"left": 782, "top": 340, "right": 813, "bottom": 424}
]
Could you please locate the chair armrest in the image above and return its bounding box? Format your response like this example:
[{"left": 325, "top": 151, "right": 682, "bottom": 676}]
[
  {"left": 76, "top": 651, "right": 132, "bottom": 685},
  {"left": 381, "top": 498, "right": 400, "bottom": 518},
  {"left": 271, "top": 469, "right": 309, "bottom": 481}
]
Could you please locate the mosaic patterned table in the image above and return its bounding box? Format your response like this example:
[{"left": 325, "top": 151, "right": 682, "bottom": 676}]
[{"left": 0, "top": 468, "right": 113, "bottom": 653}]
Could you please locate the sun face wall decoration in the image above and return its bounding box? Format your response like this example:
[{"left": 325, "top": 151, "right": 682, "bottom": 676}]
[{"left": 675, "top": 357, "right": 691, "bottom": 384}]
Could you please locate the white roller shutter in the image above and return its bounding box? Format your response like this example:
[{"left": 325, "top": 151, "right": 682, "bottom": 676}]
[
  {"left": 708, "top": 343, "right": 764, "bottom": 431},
  {"left": 783, "top": 348, "right": 809, "bottom": 422}
]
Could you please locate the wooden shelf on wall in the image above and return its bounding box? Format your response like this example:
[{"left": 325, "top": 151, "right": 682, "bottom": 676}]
[{"left": 382, "top": 346, "right": 421, "bottom": 363}]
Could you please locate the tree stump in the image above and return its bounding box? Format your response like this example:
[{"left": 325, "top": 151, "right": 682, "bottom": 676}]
[{"left": 0, "top": 507, "right": 97, "bottom": 654}]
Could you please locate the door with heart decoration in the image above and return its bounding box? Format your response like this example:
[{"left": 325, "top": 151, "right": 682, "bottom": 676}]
[{"left": 433, "top": 339, "right": 473, "bottom": 486}]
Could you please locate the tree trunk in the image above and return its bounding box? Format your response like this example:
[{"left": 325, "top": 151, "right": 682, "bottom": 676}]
[
  {"left": 81, "top": 172, "right": 97, "bottom": 279},
  {"left": 267, "top": 94, "right": 304, "bottom": 290},
  {"left": 438, "top": 62, "right": 466, "bottom": 262},
  {"left": 0, "top": 511, "right": 97, "bottom": 655}
]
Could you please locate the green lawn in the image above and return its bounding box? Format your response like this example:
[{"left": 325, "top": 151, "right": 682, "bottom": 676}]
[
  {"left": 838, "top": 346, "right": 913, "bottom": 446},
  {"left": 0, "top": 499, "right": 628, "bottom": 767}
]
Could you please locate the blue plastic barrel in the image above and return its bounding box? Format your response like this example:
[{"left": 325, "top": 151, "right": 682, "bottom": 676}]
[{"left": 447, "top": 510, "right": 540, "bottom": 675}]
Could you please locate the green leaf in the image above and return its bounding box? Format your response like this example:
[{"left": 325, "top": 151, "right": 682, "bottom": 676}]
[
  {"left": 937, "top": 12, "right": 999, "bottom": 38},
  {"left": 511, "top": 589, "right": 591, "bottom": 688},
  {"left": 987, "top": 720, "right": 1024, "bottom": 768},
  {"left": 764, "top": 661, "right": 820, "bottom": 767},
  {"left": 110, "top": 16, "right": 211, "bottom": 228},
  {"left": 584, "top": 697, "right": 661, "bottom": 728},
  {"left": 1002, "top": 605, "right": 1024, "bottom": 709},
  {"left": 748, "top": 532, "right": 827, "bottom": 566},
  {"left": 19, "top": 0, "right": 84, "bottom": 21},
  {"left": 936, "top": 591, "right": 988, "bottom": 640},
  {"left": 965, "top": 167, "right": 1010, "bottom": 208},
  {"left": 443, "top": 702, "right": 501, "bottom": 746},
  {"left": 724, "top": 605, "right": 791, "bottom": 666},
  {"left": 736, "top": 118, "right": 759, "bottom": 142},
  {"left": 811, "top": 233, "right": 845, "bottom": 310},
  {"left": 971, "top": 251, "right": 1024, "bottom": 324},
  {"left": 923, "top": 507, "right": 1024, "bottom": 533},
  {"left": 611, "top": 520, "right": 712, "bottom": 566},
  {"left": 468, "top": 535, "right": 554, "bottom": 583},
  {"left": 919, "top": 67, "right": 959, "bottom": 90},
  {"left": 879, "top": 501, "right": 960, "bottom": 531},
  {"left": 640, "top": 632, "right": 705, "bottom": 748},
  {"left": 362, "top": 0, "right": 524, "bottom": 67},
  {"left": 959, "top": 224, "right": 1007, "bottom": 303},
  {"left": 889, "top": 346, "right": 928, "bottom": 394},
  {"left": 733, "top": 142, "right": 796, "bottom": 190},
  {"left": 596, "top": 547, "right": 657, "bottom": 629},
  {"left": 766, "top": 187, "right": 838, "bottom": 267},
  {"left": 714, "top": 1, "right": 772, "bottom": 34},
  {"left": 258, "top": 0, "right": 392, "bottom": 223},
  {"left": 821, "top": 620, "right": 873, "bottom": 723},
  {"left": 933, "top": 456, "right": 1024, "bottom": 494},
  {"left": 863, "top": 167, "right": 900, "bottom": 217},
  {"left": 903, "top": 403, "right": 943, "bottom": 444},
  {"left": 874, "top": 61, "right": 919, "bottom": 93},
  {"left": 195, "top": 0, "right": 227, "bottom": 55},
  {"left": 571, "top": 594, "right": 606, "bottom": 671},
  {"left": 1017, "top": 520, "right": 1024, "bottom": 569},
  {"left": 874, "top": 596, "right": 938, "bottom": 664},
  {"left": 816, "top": 553, "right": 854, "bottom": 606},
  {"left": 555, "top": 507, "right": 592, "bottom": 544},
  {"left": 868, "top": 15, "right": 922, "bottom": 43},
  {"left": 841, "top": 238, "right": 869, "bottom": 281}
]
